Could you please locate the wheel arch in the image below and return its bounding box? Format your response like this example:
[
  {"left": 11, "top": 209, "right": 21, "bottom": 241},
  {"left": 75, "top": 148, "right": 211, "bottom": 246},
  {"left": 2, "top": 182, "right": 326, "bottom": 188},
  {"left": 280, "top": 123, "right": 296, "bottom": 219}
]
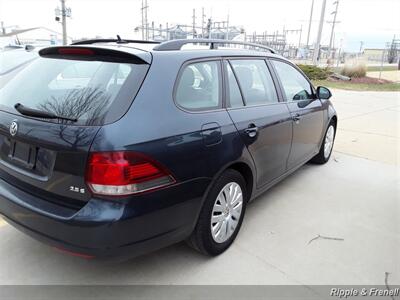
[
  {"left": 330, "top": 115, "right": 338, "bottom": 128},
  {"left": 223, "top": 161, "right": 255, "bottom": 202}
]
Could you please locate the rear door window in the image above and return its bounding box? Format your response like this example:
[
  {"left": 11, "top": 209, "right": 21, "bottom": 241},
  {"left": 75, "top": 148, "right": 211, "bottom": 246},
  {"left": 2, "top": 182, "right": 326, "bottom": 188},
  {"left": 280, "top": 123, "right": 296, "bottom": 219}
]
[
  {"left": 0, "top": 57, "right": 149, "bottom": 125},
  {"left": 229, "top": 59, "right": 278, "bottom": 106},
  {"left": 271, "top": 60, "right": 313, "bottom": 101},
  {"left": 175, "top": 60, "right": 221, "bottom": 111}
]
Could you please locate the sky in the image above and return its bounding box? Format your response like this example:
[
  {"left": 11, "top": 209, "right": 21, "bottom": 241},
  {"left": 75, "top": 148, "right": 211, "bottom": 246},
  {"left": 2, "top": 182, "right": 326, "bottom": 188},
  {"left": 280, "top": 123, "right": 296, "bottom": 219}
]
[{"left": 0, "top": 0, "right": 399, "bottom": 52}]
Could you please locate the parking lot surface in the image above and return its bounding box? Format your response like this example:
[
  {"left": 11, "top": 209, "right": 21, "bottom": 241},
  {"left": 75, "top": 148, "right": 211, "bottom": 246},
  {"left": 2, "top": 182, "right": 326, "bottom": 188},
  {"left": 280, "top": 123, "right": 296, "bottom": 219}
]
[{"left": 0, "top": 89, "right": 399, "bottom": 285}]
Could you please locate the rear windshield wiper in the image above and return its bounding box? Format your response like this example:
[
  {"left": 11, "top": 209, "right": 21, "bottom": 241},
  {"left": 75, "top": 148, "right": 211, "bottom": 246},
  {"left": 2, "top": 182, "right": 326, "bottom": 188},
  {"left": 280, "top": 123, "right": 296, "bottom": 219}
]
[{"left": 14, "top": 103, "right": 77, "bottom": 122}]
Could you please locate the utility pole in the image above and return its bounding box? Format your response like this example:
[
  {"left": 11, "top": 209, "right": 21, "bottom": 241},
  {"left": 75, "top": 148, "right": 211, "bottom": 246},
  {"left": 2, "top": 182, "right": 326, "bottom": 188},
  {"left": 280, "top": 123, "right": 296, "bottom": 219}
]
[
  {"left": 60, "top": 0, "right": 67, "bottom": 45},
  {"left": 192, "top": 9, "right": 196, "bottom": 38},
  {"left": 207, "top": 18, "right": 212, "bottom": 40},
  {"left": 336, "top": 38, "right": 343, "bottom": 67},
  {"left": 306, "top": 0, "right": 314, "bottom": 47},
  {"left": 298, "top": 25, "right": 303, "bottom": 49},
  {"left": 226, "top": 13, "right": 230, "bottom": 40},
  {"left": 141, "top": 0, "right": 144, "bottom": 40},
  {"left": 141, "top": 0, "right": 149, "bottom": 40},
  {"left": 312, "top": 0, "right": 327, "bottom": 65},
  {"left": 0, "top": 21, "right": 5, "bottom": 35},
  {"left": 328, "top": 0, "right": 340, "bottom": 58},
  {"left": 55, "top": 0, "right": 71, "bottom": 45},
  {"left": 359, "top": 41, "right": 364, "bottom": 53}
]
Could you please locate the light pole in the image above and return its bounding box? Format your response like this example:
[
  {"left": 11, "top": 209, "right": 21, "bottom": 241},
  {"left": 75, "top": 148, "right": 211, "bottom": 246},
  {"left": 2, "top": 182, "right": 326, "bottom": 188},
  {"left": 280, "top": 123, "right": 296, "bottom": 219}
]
[{"left": 312, "top": 0, "right": 327, "bottom": 65}]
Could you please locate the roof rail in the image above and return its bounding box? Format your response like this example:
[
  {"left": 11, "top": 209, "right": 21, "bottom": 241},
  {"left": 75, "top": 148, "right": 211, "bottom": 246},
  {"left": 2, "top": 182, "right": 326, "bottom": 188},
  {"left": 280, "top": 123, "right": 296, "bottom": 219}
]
[
  {"left": 153, "top": 39, "right": 276, "bottom": 54},
  {"left": 71, "top": 38, "right": 160, "bottom": 46}
]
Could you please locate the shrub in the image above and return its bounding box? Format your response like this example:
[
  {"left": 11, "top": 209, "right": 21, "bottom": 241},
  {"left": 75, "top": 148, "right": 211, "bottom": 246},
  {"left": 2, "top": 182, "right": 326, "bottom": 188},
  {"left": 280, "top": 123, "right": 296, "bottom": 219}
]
[
  {"left": 297, "top": 64, "right": 330, "bottom": 80},
  {"left": 340, "top": 62, "right": 367, "bottom": 78}
]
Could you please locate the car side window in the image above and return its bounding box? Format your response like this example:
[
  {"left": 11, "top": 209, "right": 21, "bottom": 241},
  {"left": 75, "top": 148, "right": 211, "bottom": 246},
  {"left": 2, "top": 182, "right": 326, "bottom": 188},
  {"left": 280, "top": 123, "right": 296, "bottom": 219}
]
[
  {"left": 175, "top": 60, "right": 221, "bottom": 111},
  {"left": 272, "top": 60, "right": 313, "bottom": 101},
  {"left": 230, "top": 59, "right": 278, "bottom": 106},
  {"left": 225, "top": 62, "right": 244, "bottom": 108}
]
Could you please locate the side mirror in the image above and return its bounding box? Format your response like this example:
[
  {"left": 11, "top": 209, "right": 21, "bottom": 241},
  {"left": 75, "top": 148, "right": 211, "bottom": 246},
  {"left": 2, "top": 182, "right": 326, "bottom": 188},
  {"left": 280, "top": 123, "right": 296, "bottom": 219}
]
[{"left": 316, "top": 86, "right": 332, "bottom": 100}]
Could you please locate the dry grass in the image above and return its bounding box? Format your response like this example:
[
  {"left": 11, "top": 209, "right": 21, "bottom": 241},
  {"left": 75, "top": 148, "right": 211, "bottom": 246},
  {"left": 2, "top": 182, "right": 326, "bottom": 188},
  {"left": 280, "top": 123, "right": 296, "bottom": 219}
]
[{"left": 340, "top": 61, "right": 367, "bottom": 78}]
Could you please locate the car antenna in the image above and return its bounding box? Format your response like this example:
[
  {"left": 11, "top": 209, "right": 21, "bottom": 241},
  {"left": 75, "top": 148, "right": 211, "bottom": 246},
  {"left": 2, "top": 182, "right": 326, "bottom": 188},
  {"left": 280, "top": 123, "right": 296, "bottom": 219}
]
[{"left": 116, "top": 35, "right": 128, "bottom": 44}]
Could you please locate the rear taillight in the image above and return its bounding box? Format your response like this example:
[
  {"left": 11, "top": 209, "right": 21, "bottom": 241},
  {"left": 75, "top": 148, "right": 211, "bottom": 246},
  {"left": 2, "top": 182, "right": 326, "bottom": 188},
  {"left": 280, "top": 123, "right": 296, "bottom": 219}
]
[{"left": 86, "top": 152, "right": 175, "bottom": 196}]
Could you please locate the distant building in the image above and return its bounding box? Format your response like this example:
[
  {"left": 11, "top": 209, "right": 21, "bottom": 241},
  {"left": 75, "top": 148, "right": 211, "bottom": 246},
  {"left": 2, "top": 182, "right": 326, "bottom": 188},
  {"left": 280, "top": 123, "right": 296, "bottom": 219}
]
[
  {"left": 0, "top": 27, "right": 71, "bottom": 48},
  {"left": 363, "top": 48, "right": 385, "bottom": 62}
]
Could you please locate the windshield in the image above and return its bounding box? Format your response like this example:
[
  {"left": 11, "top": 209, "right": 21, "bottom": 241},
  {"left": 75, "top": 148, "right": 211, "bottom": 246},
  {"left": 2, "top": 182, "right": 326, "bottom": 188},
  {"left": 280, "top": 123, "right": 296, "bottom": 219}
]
[{"left": 0, "top": 57, "right": 149, "bottom": 125}]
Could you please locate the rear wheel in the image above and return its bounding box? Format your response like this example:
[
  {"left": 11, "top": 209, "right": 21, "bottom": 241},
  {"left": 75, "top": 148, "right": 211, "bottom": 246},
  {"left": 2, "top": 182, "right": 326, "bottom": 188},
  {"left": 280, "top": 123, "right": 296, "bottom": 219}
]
[
  {"left": 311, "top": 122, "right": 336, "bottom": 164},
  {"left": 187, "top": 169, "right": 247, "bottom": 256}
]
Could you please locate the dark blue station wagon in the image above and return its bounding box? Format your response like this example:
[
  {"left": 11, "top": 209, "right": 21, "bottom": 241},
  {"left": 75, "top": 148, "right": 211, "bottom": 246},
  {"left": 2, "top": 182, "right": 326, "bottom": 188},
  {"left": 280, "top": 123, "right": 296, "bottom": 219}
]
[{"left": 0, "top": 39, "right": 337, "bottom": 259}]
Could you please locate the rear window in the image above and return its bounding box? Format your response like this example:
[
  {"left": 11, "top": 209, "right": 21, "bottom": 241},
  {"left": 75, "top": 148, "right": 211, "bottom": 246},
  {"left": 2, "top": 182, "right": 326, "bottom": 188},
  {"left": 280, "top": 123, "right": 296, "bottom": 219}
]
[
  {"left": 175, "top": 60, "right": 221, "bottom": 111},
  {"left": 0, "top": 57, "right": 149, "bottom": 125}
]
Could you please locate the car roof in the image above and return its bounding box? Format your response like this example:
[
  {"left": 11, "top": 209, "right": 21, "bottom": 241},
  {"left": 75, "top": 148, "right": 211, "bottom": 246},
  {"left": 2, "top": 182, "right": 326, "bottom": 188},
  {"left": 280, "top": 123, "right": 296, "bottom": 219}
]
[
  {"left": 110, "top": 43, "right": 282, "bottom": 60},
  {"left": 40, "top": 41, "right": 286, "bottom": 65}
]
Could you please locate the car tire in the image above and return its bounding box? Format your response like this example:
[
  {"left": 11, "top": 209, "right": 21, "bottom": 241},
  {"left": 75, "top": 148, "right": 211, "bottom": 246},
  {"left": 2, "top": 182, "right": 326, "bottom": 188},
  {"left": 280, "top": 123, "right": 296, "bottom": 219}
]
[
  {"left": 187, "top": 169, "right": 247, "bottom": 256},
  {"left": 311, "top": 121, "right": 336, "bottom": 164}
]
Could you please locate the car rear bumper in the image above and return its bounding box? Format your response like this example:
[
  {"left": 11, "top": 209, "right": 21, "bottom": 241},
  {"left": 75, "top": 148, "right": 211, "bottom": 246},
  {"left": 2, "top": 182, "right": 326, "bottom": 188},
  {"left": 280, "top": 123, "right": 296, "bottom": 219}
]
[{"left": 0, "top": 176, "right": 210, "bottom": 260}]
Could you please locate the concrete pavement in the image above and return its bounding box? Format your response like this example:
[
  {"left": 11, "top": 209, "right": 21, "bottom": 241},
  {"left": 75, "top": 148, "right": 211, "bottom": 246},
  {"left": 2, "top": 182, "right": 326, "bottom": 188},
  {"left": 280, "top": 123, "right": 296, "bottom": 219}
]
[
  {"left": 0, "top": 89, "right": 399, "bottom": 285},
  {"left": 332, "top": 89, "right": 400, "bottom": 165}
]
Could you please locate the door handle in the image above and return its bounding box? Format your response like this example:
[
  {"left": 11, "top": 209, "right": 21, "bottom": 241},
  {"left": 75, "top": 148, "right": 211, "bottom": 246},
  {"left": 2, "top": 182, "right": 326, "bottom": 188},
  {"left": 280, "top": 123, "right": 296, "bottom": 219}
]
[
  {"left": 292, "top": 113, "right": 301, "bottom": 122},
  {"left": 245, "top": 124, "right": 258, "bottom": 138}
]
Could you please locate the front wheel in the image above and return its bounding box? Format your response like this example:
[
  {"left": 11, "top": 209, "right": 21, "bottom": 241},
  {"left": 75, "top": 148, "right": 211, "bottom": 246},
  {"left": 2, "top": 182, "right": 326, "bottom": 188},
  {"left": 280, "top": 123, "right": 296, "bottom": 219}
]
[
  {"left": 311, "top": 122, "right": 336, "bottom": 164},
  {"left": 187, "top": 169, "right": 247, "bottom": 256}
]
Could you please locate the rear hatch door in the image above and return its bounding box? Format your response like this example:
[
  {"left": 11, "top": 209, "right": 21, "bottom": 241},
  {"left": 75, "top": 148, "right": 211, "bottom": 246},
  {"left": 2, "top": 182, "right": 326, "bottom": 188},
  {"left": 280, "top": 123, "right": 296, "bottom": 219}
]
[{"left": 0, "top": 45, "right": 150, "bottom": 210}]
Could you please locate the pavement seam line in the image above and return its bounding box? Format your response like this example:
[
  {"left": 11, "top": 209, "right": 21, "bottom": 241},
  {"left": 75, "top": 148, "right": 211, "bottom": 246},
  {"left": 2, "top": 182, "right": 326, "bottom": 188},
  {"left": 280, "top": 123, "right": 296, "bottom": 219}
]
[
  {"left": 339, "top": 105, "right": 400, "bottom": 121},
  {"left": 333, "top": 150, "right": 398, "bottom": 165},
  {"left": 337, "top": 128, "right": 399, "bottom": 139}
]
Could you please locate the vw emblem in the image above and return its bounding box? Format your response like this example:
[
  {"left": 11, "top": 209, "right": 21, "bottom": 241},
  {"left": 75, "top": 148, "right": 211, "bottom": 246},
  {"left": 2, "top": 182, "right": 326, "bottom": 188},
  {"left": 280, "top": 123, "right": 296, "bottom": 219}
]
[{"left": 10, "top": 121, "right": 18, "bottom": 137}]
